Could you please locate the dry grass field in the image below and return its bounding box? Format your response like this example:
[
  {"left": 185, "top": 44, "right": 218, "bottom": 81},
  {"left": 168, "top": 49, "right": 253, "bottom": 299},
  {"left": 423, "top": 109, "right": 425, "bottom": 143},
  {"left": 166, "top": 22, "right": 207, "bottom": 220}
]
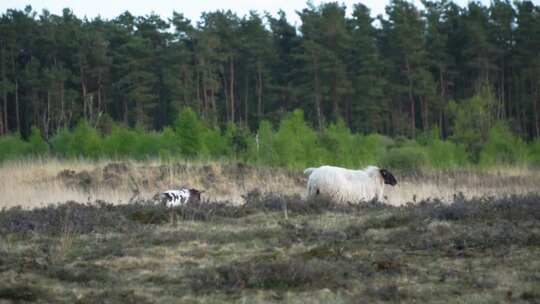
[
  {"left": 1, "top": 159, "right": 539, "bottom": 208},
  {"left": 1, "top": 159, "right": 540, "bottom": 303}
]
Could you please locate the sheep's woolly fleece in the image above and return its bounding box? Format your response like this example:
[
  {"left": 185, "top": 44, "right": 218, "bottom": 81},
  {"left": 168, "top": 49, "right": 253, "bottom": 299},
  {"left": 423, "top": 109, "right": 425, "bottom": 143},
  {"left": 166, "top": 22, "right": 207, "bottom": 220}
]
[{"left": 304, "top": 165, "right": 385, "bottom": 203}]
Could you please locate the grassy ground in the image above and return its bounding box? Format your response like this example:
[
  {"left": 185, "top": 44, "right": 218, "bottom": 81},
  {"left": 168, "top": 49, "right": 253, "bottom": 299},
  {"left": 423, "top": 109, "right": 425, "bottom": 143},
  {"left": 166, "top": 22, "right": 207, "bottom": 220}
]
[
  {"left": 1, "top": 159, "right": 540, "bottom": 208},
  {"left": 1, "top": 192, "right": 540, "bottom": 303},
  {"left": 1, "top": 160, "right": 539, "bottom": 303}
]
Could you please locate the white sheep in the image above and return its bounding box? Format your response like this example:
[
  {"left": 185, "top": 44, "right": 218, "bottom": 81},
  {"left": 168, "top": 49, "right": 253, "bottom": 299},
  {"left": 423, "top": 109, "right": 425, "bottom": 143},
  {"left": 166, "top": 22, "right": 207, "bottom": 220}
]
[
  {"left": 161, "top": 188, "right": 202, "bottom": 207},
  {"left": 304, "top": 165, "right": 397, "bottom": 203},
  {"left": 160, "top": 187, "right": 203, "bottom": 226}
]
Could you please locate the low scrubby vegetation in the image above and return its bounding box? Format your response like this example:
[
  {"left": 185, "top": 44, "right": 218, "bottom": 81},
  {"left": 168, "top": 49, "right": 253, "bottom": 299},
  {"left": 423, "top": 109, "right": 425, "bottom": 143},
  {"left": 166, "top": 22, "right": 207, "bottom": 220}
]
[
  {"left": 1, "top": 108, "right": 539, "bottom": 171},
  {"left": 1, "top": 193, "right": 540, "bottom": 303}
]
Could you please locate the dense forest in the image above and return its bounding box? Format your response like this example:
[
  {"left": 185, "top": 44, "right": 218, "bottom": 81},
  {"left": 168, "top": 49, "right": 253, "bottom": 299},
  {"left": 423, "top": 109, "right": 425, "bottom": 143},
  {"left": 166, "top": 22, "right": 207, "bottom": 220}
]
[{"left": 0, "top": 1, "right": 539, "bottom": 144}]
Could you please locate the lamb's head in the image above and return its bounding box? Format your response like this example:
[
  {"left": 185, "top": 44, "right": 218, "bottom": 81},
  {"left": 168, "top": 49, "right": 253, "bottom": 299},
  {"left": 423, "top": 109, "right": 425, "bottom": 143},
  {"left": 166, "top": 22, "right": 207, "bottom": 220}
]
[
  {"left": 188, "top": 189, "right": 203, "bottom": 202},
  {"left": 379, "top": 169, "right": 397, "bottom": 186}
]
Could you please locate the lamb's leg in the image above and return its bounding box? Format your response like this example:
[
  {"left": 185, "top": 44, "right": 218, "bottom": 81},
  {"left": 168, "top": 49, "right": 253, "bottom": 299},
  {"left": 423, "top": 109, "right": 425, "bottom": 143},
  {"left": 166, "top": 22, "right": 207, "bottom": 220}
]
[{"left": 170, "top": 209, "right": 178, "bottom": 227}]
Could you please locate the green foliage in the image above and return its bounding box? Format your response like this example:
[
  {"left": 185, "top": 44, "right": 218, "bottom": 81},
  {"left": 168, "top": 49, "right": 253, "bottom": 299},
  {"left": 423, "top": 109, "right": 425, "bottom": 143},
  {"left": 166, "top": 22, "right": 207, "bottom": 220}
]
[
  {"left": 273, "top": 109, "right": 320, "bottom": 168},
  {"left": 529, "top": 140, "right": 540, "bottom": 168},
  {"left": 174, "top": 108, "right": 203, "bottom": 157},
  {"left": 419, "top": 128, "right": 468, "bottom": 169},
  {"left": 49, "top": 129, "right": 74, "bottom": 157},
  {"left": 71, "top": 120, "right": 103, "bottom": 158},
  {"left": 0, "top": 133, "right": 30, "bottom": 161},
  {"left": 27, "top": 127, "right": 48, "bottom": 155},
  {"left": 254, "top": 120, "right": 277, "bottom": 165},
  {"left": 159, "top": 127, "right": 181, "bottom": 156},
  {"left": 223, "top": 123, "right": 250, "bottom": 159},
  {"left": 102, "top": 125, "right": 139, "bottom": 158},
  {"left": 426, "top": 139, "right": 468, "bottom": 169},
  {"left": 50, "top": 121, "right": 102, "bottom": 158},
  {"left": 479, "top": 122, "right": 528, "bottom": 166},
  {"left": 1, "top": 2, "right": 540, "bottom": 148},
  {"left": 380, "top": 146, "right": 428, "bottom": 172},
  {"left": 200, "top": 127, "right": 227, "bottom": 158},
  {"left": 447, "top": 86, "right": 497, "bottom": 162},
  {"left": 2, "top": 107, "right": 540, "bottom": 171}
]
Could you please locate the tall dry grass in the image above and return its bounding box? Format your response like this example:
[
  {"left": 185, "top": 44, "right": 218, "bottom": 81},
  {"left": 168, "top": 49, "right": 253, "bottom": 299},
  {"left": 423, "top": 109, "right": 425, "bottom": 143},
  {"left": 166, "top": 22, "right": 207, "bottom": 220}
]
[{"left": 0, "top": 158, "right": 539, "bottom": 209}]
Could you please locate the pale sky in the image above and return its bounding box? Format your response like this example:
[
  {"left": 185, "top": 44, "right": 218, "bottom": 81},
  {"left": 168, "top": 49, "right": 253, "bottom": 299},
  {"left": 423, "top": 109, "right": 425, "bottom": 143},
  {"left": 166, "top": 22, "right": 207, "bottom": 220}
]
[{"left": 1, "top": 0, "right": 495, "bottom": 27}]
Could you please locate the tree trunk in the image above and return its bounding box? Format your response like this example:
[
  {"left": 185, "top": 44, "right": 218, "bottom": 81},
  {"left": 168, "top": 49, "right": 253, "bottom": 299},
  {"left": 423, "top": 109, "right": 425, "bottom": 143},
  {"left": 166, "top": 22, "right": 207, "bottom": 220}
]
[
  {"left": 439, "top": 66, "right": 445, "bottom": 138},
  {"left": 229, "top": 58, "right": 235, "bottom": 123},
  {"left": 534, "top": 84, "right": 539, "bottom": 138},
  {"left": 312, "top": 52, "right": 323, "bottom": 130},
  {"left": 421, "top": 96, "right": 428, "bottom": 130},
  {"left": 256, "top": 61, "right": 263, "bottom": 119},
  {"left": 59, "top": 81, "right": 65, "bottom": 128},
  {"left": 1, "top": 46, "right": 7, "bottom": 133},
  {"left": 181, "top": 65, "right": 188, "bottom": 108},
  {"left": 97, "top": 68, "right": 102, "bottom": 117},
  {"left": 345, "top": 95, "right": 352, "bottom": 130},
  {"left": 244, "top": 74, "right": 248, "bottom": 127},
  {"left": 0, "top": 109, "right": 3, "bottom": 134},
  {"left": 222, "top": 69, "right": 229, "bottom": 122},
  {"left": 202, "top": 69, "right": 208, "bottom": 119},
  {"left": 331, "top": 72, "right": 339, "bottom": 121},
  {"left": 210, "top": 83, "right": 217, "bottom": 127},
  {"left": 405, "top": 59, "right": 415, "bottom": 138},
  {"left": 196, "top": 67, "right": 203, "bottom": 118},
  {"left": 44, "top": 90, "right": 50, "bottom": 139},
  {"left": 10, "top": 50, "right": 20, "bottom": 132},
  {"left": 80, "top": 65, "right": 87, "bottom": 119},
  {"left": 15, "top": 80, "right": 20, "bottom": 132},
  {"left": 123, "top": 97, "right": 128, "bottom": 125}
]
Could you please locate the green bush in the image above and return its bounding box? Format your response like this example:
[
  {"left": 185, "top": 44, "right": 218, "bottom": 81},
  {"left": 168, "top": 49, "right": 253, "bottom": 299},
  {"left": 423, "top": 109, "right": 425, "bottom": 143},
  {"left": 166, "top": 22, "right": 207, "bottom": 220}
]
[
  {"left": 70, "top": 120, "right": 102, "bottom": 158},
  {"left": 273, "top": 109, "right": 319, "bottom": 168},
  {"left": 426, "top": 139, "right": 468, "bottom": 169},
  {"left": 479, "top": 122, "right": 528, "bottom": 167},
  {"left": 223, "top": 123, "right": 250, "bottom": 159},
  {"left": 102, "top": 125, "right": 138, "bottom": 158},
  {"left": 132, "top": 129, "right": 162, "bottom": 159},
  {"left": 1, "top": 107, "right": 538, "bottom": 170},
  {"left": 254, "top": 120, "right": 277, "bottom": 165},
  {"left": 159, "top": 127, "right": 181, "bottom": 156},
  {"left": 529, "top": 140, "right": 540, "bottom": 168},
  {"left": 447, "top": 86, "right": 497, "bottom": 162},
  {"left": 174, "top": 107, "right": 203, "bottom": 157},
  {"left": 50, "top": 128, "right": 74, "bottom": 157},
  {"left": 200, "top": 127, "right": 227, "bottom": 158},
  {"left": 53, "top": 123, "right": 105, "bottom": 159},
  {"left": 27, "top": 127, "right": 48, "bottom": 156},
  {"left": 0, "top": 133, "right": 30, "bottom": 161},
  {"left": 417, "top": 128, "right": 468, "bottom": 169},
  {"left": 380, "top": 146, "right": 428, "bottom": 172},
  {"left": 319, "top": 120, "right": 353, "bottom": 167}
]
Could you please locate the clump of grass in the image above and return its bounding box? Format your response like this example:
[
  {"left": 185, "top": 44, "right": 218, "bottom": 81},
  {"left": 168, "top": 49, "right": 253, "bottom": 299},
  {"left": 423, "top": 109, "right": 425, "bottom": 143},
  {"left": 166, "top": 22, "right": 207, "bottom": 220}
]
[
  {"left": 0, "top": 284, "right": 50, "bottom": 302},
  {"left": 46, "top": 263, "right": 112, "bottom": 283},
  {"left": 189, "top": 257, "right": 355, "bottom": 292},
  {"left": 0, "top": 200, "right": 142, "bottom": 235},
  {"left": 365, "top": 284, "right": 411, "bottom": 302},
  {"left": 74, "top": 289, "right": 152, "bottom": 304}
]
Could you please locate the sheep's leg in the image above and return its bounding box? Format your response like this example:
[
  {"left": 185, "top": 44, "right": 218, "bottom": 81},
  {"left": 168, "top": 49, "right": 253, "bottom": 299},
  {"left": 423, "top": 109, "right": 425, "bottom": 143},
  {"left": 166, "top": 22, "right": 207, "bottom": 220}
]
[
  {"left": 378, "top": 186, "right": 384, "bottom": 203},
  {"left": 170, "top": 209, "right": 178, "bottom": 227}
]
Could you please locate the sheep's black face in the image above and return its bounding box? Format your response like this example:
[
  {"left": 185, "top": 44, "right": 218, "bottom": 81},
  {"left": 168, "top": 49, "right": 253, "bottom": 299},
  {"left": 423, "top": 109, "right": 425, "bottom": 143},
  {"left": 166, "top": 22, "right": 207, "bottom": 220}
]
[
  {"left": 380, "top": 169, "right": 397, "bottom": 186},
  {"left": 189, "top": 189, "right": 202, "bottom": 202}
]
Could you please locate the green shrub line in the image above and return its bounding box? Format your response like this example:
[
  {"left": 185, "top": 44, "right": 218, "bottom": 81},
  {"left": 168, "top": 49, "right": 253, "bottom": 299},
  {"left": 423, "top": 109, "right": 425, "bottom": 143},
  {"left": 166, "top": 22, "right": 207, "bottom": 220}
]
[{"left": 1, "top": 108, "right": 538, "bottom": 170}]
